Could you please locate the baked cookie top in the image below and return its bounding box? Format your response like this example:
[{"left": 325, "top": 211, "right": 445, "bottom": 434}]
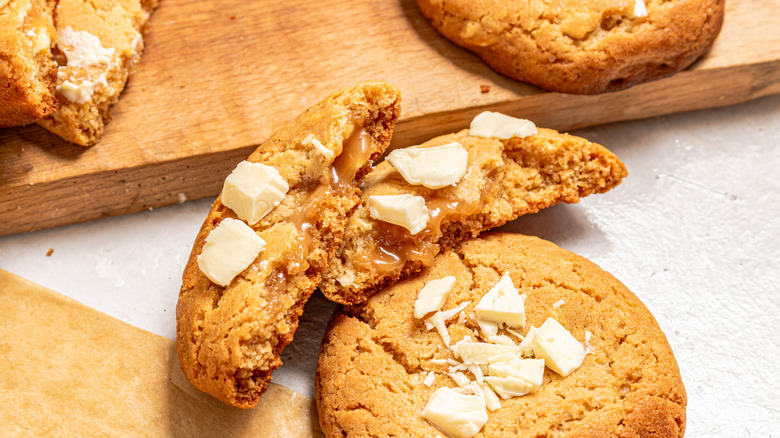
[
  {"left": 177, "top": 81, "right": 401, "bottom": 408},
  {"left": 319, "top": 116, "right": 627, "bottom": 305},
  {"left": 416, "top": 0, "right": 724, "bottom": 94},
  {"left": 317, "top": 233, "right": 686, "bottom": 437},
  {"left": 0, "top": 0, "right": 57, "bottom": 127}
]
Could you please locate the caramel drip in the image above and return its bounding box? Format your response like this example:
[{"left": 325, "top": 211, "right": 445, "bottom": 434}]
[
  {"left": 362, "top": 197, "right": 481, "bottom": 273},
  {"left": 287, "top": 124, "right": 375, "bottom": 273},
  {"left": 331, "top": 127, "right": 374, "bottom": 193}
]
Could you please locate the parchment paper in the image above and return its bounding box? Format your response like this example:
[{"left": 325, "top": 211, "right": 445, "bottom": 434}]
[{"left": 0, "top": 269, "right": 323, "bottom": 437}]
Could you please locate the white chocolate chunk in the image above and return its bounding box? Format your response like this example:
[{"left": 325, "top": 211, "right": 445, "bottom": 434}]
[
  {"left": 425, "top": 301, "right": 469, "bottom": 346},
  {"left": 469, "top": 111, "right": 537, "bottom": 139},
  {"left": 424, "top": 371, "right": 436, "bottom": 387},
  {"left": 196, "top": 218, "right": 266, "bottom": 287},
  {"left": 452, "top": 339, "right": 520, "bottom": 365},
  {"left": 490, "top": 335, "right": 517, "bottom": 347},
  {"left": 440, "top": 301, "right": 471, "bottom": 321},
  {"left": 480, "top": 382, "right": 502, "bottom": 411},
  {"left": 517, "top": 326, "right": 537, "bottom": 357},
  {"left": 457, "top": 310, "right": 467, "bottom": 325},
  {"left": 467, "top": 364, "right": 484, "bottom": 384},
  {"left": 368, "top": 194, "right": 429, "bottom": 235},
  {"left": 475, "top": 273, "right": 526, "bottom": 327},
  {"left": 451, "top": 385, "right": 474, "bottom": 396},
  {"left": 633, "top": 0, "right": 648, "bottom": 17},
  {"left": 477, "top": 320, "right": 498, "bottom": 339},
  {"left": 58, "top": 27, "right": 115, "bottom": 67},
  {"left": 222, "top": 161, "right": 289, "bottom": 225},
  {"left": 56, "top": 79, "right": 99, "bottom": 103},
  {"left": 488, "top": 358, "right": 545, "bottom": 390},
  {"left": 386, "top": 142, "right": 469, "bottom": 189},
  {"left": 425, "top": 312, "right": 451, "bottom": 346},
  {"left": 487, "top": 352, "right": 517, "bottom": 364},
  {"left": 532, "top": 318, "right": 587, "bottom": 377},
  {"left": 505, "top": 328, "right": 525, "bottom": 340},
  {"left": 422, "top": 387, "right": 488, "bottom": 438},
  {"left": 448, "top": 364, "right": 468, "bottom": 373},
  {"left": 476, "top": 320, "right": 516, "bottom": 346},
  {"left": 484, "top": 376, "right": 535, "bottom": 399},
  {"left": 552, "top": 299, "right": 565, "bottom": 309},
  {"left": 449, "top": 371, "right": 471, "bottom": 387},
  {"left": 302, "top": 133, "right": 334, "bottom": 159},
  {"left": 467, "top": 381, "right": 483, "bottom": 399},
  {"left": 415, "top": 276, "right": 456, "bottom": 319}
]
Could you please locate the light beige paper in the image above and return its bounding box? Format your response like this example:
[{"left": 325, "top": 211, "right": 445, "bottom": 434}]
[{"left": 0, "top": 269, "right": 323, "bottom": 437}]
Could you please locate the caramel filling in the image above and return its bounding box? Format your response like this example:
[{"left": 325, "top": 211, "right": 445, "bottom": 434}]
[
  {"left": 331, "top": 127, "right": 373, "bottom": 192},
  {"left": 287, "top": 123, "right": 375, "bottom": 273},
  {"left": 360, "top": 197, "right": 482, "bottom": 273}
]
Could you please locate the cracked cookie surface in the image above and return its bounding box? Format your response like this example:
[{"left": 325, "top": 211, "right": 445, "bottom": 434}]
[
  {"left": 416, "top": 0, "right": 724, "bottom": 94},
  {"left": 316, "top": 233, "right": 686, "bottom": 437},
  {"left": 176, "top": 81, "right": 401, "bottom": 408},
  {"left": 319, "top": 127, "right": 627, "bottom": 305}
]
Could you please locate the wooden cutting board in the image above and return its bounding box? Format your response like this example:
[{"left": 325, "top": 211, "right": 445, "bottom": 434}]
[{"left": 1, "top": 0, "right": 778, "bottom": 236}]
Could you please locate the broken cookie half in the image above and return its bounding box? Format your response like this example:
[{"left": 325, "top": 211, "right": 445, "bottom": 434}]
[
  {"left": 176, "top": 81, "right": 401, "bottom": 408},
  {"left": 0, "top": 0, "right": 58, "bottom": 127},
  {"left": 319, "top": 112, "right": 628, "bottom": 305},
  {"left": 36, "top": 0, "right": 158, "bottom": 145}
]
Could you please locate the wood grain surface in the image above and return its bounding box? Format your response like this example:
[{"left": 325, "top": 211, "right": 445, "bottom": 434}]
[{"left": 1, "top": 0, "right": 778, "bottom": 235}]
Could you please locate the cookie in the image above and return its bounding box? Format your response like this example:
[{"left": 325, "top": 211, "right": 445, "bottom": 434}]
[
  {"left": 316, "top": 233, "right": 686, "bottom": 437},
  {"left": 0, "top": 0, "right": 57, "bottom": 127},
  {"left": 415, "top": 0, "right": 724, "bottom": 94},
  {"left": 176, "top": 81, "right": 401, "bottom": 408},
  {"left": 36, "top": 0, "right": 157, "bottom": 145},
  {"left": 319, "top": 116, "right": 627, "bottom": 305}
]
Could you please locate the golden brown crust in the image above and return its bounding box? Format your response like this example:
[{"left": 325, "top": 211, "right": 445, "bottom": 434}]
[
  {"left": 0, "top": 0, "right": 58, "bottom": 127},
  {"left": 36, "top": 0, "right": 158, "bottom": 145},
  {"left": 316, "top": 233, "right": 686, "bottom": 437},
  {"left": 319, "top": 127, "right": 627, "bottom": 305},
  {"left": 416, "top": 0, "right": 725, "bottom": 94},
  {"left": 176, "top": 81, "right": 401, "bottom": 408}
]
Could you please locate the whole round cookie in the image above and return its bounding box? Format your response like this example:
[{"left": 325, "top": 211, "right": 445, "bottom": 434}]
[
  {"left": 316, "top": 233, "right": 686, "bottom": 437},
  {"left": 415, "top": 0, "right": 724, "bottom": 94}
]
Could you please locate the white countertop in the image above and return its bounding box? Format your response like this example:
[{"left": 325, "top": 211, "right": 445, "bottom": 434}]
[{"left": 2, "top": 95, "right": 778, "bottom": 436}]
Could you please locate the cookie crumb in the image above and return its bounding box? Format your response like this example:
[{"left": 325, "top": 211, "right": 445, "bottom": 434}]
[
  {"left": 46, "top": 248, "right": 54, "bottom": 256},
  {"left": 480, "top": 85, "right": 491, "bottom": 94}
]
